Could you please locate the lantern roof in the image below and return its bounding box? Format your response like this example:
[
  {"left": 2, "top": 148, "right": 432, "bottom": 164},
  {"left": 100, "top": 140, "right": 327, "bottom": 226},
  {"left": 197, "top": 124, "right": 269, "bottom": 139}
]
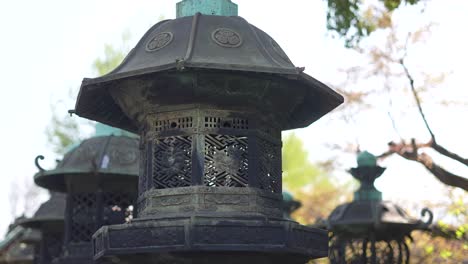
[
  {"left": 18, "top": 192, "right": 66, "bottom": 230},
  {"left": 34, "top": 135, "right": 139, "bottom": 192},
  {"left": 74, "top": 13, "right": 343, "bottom": 133},
  {"left": 0, "top": 224, "right": 38, "bottom": 264},
  {"left": 0, "top": 218, "right": 41, "bottom": 251},
  {"left": 327, "top": 151, "right": 433, "bottom": 239},
  {"left": 328, "top": 200, "right": 432, "bottom": 239}
]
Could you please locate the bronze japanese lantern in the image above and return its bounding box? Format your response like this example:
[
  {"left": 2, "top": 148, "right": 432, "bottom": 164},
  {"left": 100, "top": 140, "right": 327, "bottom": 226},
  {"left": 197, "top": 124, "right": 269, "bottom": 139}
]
[
  {"left": 19, "top": 192, "right": 66, "bottom": 264},
  {"left": 73, "top": 1, "right": 343, "bottom": 263},
  {"left": 327, "top": 151, "right": 433, "bottom": 264},
  {"left": 34, "top": 129, "right": 139, "bottom": 264}
]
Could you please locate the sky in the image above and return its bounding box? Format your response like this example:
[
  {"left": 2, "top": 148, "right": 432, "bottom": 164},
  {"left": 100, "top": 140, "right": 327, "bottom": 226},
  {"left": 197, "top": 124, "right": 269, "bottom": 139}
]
[{"left": 0, "top": 0, "right": 467, "bottom": 234}]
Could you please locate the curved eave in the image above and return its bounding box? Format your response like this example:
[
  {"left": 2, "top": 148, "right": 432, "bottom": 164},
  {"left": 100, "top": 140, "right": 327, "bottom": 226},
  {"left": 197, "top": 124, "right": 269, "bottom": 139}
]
[
  {"left": 18, "top": 218, "right": 64, "bottom": 230},
  {"left": 76, "top": 66, "right": 343, "bottom": 132},
  {"left": 34, "top": 169, "right": 139, "bottom": 193}
]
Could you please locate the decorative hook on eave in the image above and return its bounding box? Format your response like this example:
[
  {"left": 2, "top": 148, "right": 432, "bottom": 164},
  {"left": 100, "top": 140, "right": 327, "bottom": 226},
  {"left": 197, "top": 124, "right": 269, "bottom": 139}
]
[
  {"left": 296, "top": 67, "right": 305, "bottom": 73},
  {"left": 419, "top": 207, "right": 433, "bottom": 229},
  {"left": 35, "top": 155, "right": 46, "bottom": 172}
]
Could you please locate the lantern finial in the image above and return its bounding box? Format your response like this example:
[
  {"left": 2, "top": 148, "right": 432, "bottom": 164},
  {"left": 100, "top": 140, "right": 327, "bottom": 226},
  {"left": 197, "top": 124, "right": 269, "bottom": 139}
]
[
  {"left": 176, "top": 0, "right": 238, "bottom": 18},
  {"left": 350, "top": 151, "right": 385, "bottom": 201}
]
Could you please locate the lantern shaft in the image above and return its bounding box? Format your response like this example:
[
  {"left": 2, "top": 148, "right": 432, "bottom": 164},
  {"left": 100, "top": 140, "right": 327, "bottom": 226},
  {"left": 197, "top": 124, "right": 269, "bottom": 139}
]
[{"left": 176, "top": 0, "right": 238, "bottom": 17}]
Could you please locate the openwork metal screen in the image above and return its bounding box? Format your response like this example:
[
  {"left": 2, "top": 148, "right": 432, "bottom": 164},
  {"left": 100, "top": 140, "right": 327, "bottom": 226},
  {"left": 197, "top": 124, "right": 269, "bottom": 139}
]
[
  {"left": 329, "top": 237, "right": 410, "bottom": 264},
  {"left": 153, "top": 136, "right": 192, "bottom": 189},
  {"left": 204, "top": 134, "right": 248, "bottom": 187},
  {"left": 257, "top": 138, "right": 281, "bottom": 193},
  {"left": 71, "top": 193, "right": 96, "bottom": 243},
  {"left": 144, "top": 110, "right": 282, "bottom": 193},
  {"left": 70, "top": 192, "right": 135, "bottom": 243}
]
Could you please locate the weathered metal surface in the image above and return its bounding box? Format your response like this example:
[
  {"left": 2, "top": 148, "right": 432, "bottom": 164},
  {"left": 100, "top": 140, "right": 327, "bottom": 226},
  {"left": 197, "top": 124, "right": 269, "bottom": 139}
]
[
  {"left": 20, "top": 192, "right": 66, "bottom": 230},
  {"left": 0, "top": 218, "right": 40, "bottom": 264},
  {"left": 19, "top": 192, "right": 66, "bottom": 264},
  {"left": 177, "top": 0, "right": 238, "bottom": 17},
  {"left": 74, "top": 13, "right": 343, "bottom": 133},
  {"left": 34, "top": 135, "right": 139, "bottom": 192},
  {"left": 90, "top": 108, "right": 328, "bottom": 262},
  {"left": 33, "top": 135, "right": 140, "bottom": 264},
  {"left": 327, "top": 152, "right": 433, "bottom": 264},
  {"left": 72, "top": 6, "right": 343, "bottom": 263}
]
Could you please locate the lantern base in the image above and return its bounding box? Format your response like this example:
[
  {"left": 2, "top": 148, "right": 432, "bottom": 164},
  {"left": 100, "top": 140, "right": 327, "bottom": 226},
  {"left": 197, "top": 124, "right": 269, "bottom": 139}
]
[{"left": 93, "top": 216, "right": 328, "bottom": 263}]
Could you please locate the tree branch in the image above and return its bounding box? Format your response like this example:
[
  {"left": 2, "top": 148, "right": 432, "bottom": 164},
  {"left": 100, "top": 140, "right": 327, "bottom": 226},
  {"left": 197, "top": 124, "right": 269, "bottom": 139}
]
[
  {"left": 430, "top": 139, "right": 468, "bottom": 167},
  {"left": 400, "top": 58, "right": 435, "bottom": 139},
  {"left": 419, "top": 153, "right": 468, "bottom": 191},
  {"left": 382, "top": 141, "right": 468, "bottom": 191}
]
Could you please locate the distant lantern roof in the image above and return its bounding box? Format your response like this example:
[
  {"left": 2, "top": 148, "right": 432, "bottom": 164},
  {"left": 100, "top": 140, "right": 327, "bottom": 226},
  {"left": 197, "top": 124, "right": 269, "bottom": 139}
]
[
  {"left": 328, "top": 200, "right": 431, "bottom": 240},
  {"left": 19, "top": 192, "right": 66, "bottom": 231},
  {"left": 34, "top": 135, "right": 139, "bottom": 192},
  {"left": 75, "top": 14, "right": 343, "bottom": 133},
  {"left": 327, "top": 151, "right": 433, "bottom": 240}
]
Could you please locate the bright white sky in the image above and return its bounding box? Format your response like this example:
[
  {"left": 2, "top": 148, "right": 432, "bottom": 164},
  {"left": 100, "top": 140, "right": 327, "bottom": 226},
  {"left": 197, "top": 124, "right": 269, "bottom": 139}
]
[{"left": 0, "top": 0, "right": 466, "bottom": 234}]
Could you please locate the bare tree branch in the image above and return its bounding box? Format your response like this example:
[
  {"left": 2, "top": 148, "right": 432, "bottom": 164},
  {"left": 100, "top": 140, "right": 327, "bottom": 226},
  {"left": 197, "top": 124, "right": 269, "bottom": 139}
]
[
  {"left": 382, "top": 141, "right": 468, "bottom": 191},
  {"left": 400, "top": 58, "right": 435, "bottom": 139},
  {"left": 430, "top": 139, "right": 468, "bottom": 167},
  {"left": 421, "top": 156, "right": 468, "bottom": 191}
]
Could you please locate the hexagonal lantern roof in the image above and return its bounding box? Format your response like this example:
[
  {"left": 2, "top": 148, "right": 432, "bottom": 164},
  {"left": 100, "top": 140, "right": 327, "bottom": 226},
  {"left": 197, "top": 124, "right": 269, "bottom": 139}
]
[
  {"left": 74, "top": 13, "right": 343, "bottom": 133},
  {"left": 328, "top": 200, "right": 432, "bottom": 240},
  {"left": 19, "top": 192, "right": 66, "bottom": 231},
  {"left": 34, "top": 135, "right": 139, "bottom": 192},
  {"left": 327, "top": 151, "right": 433, "bottom": 240}
]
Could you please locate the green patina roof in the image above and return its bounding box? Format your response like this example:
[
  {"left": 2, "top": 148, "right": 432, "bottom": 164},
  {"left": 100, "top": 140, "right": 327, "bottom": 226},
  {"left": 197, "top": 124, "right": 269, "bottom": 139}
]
[
  {"left": 95, "top": 123, "right": 138, "bottom": 138},
  {"left": 176, "top": 0, "right": 238, "bottom": 17}
]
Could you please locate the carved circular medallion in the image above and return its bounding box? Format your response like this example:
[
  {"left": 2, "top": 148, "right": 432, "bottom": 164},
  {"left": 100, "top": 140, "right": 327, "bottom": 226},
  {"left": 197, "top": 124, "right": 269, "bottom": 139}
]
[
  {"left": 212, "top": 28, "right": 242, "bottom": 48},
  {"left": 146, "top": 32, "right": 173, "bottom": 52},
  {"left": 271, "top": 39, "right": 292, "bottom": 63}
]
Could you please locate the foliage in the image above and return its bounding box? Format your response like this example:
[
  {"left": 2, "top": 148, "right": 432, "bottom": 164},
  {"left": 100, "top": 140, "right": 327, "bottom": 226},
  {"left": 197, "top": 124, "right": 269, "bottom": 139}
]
[
  {"left": 282, "top": 134, "right": 352, "bottom": 224},
  {"left": 409, "top": 190, "right": 467, "bottom": 263},
  {"left": 322, "top": 2, "right": 467, "bottom": 260},
  {"left": 92, "top": 31, "right": 130, "bottom": 76},
  {"left": 46, "top": 95, "right": 82, "bottom": 155},
  {"left": 45, "top": 34, "right": 130, "bottom": 155},
  {"left": 325, "top": 0, "right": 422, "bottom": 47}
]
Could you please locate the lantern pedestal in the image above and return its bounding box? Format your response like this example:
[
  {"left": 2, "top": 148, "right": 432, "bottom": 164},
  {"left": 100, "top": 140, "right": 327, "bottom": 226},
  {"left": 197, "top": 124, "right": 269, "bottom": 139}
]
[{"left": 94, "top": 216, "right": 326, "bottom": 264}]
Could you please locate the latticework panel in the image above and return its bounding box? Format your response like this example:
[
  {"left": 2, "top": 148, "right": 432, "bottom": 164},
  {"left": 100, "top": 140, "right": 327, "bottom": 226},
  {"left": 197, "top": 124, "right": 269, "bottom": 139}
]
[
  {"left": 71, "top": 193, "right": 96, "bottom": 243},
  {"left": 204, "top": 134, "right": 248, "bottom": 187},
  {"left": 204, "top": 116, "right": 249, "bottom": 130},
  {"left": 258, "top": 138, "right": 282, "bottom": 193},
  {"left": 153, "top": 136, "right": 192, "bottom": 188},
  {"left": 155, "top": 117, "right": 193, "bottom": 132},
  {"left": 329, "top": 236, "right": 410, "bottom": 264},
  {"left": 103, "top": 192, "right": 135, "bottom": 224}
]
